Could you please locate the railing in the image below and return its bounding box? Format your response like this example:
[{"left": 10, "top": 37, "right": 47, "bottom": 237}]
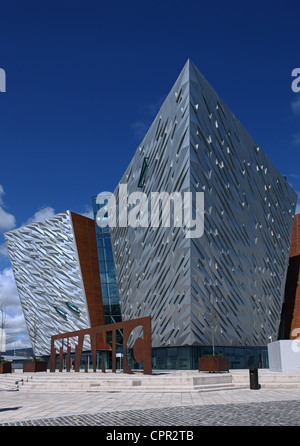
[{"left": 50, "top": 316, "right": 152, "bottom": 375}]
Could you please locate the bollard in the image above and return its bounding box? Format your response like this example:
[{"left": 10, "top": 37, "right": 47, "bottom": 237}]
[{"left": 249, "top": 368, "right": 260, "bottom": 389}]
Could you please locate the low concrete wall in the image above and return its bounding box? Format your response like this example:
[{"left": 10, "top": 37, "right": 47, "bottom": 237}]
[{"left": 268, "top": 340, "right": 300, "bottom": 373}]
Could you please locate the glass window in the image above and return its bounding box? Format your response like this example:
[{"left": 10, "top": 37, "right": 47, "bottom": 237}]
[
  {"left": 167, "top": 348, "right": 177, "bottom": 369},
  {"left": 106, "top": 272, "right": 116, "bottom": 284},
  {"left": 99, "top": 242, "right": 105, "bottom": 251},
  {"left": 108, "top": 283, "right": 119, "bottom": 297},
  {"left": 104, "top": 249, "right": 113, "bottom": 261},
  {"left": 103, "top": 236, "right": 112, "bottom": 248},
  {"left": 106, "top": 261, "right": 116, "bottom": 273},
  {"left": 99, "top": 261, "right": 107, "bottom": 273},
  {"left": 97, "top": 248, "right": 105, "bottom": 262},
  {"left": 138, "top": 157, "right": 149, "bottom": 188},
  {"left": 101, "top": 283, "right": 108, "bottom": 298},
  {"left": 109, "top": 297, "right": 120, "bottom": 306},
  {"left": 100, "top": 272, "right": 107, "bottom": 284}
]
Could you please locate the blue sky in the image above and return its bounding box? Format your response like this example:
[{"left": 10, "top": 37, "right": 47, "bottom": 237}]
[{"left": 0, "top": 0, "right": 299, "bottom": 350}]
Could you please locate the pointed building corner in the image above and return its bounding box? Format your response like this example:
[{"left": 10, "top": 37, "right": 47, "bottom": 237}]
[{"left": 111, "top": 59, "right": 297, "bottom": 358}]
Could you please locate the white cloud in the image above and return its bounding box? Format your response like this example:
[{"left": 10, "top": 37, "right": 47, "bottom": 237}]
[
  {"left": 0, "top": 184, "right": 16, "bottom": 231},
  {"left": 80, "top": 207, "right": 94, "bottom": 219},
  {"left": 0, "top": 267, "right": 31, "bottom": 350},
  {"left": 5, "top": 313, "right": 30, "bottom": 351},
  {"left": 131, "top": 96, "right": 165, "bottom": 141},
  {"left": 0, "top": 185, "right": 4, "bottom": 206},
  {"left": 25, "top": 205, "right": 95, "bottom": 222},
  {"left": 0, "top": 267, "right": 21, "bottom": 315},
  {"left": 26, "top": 206, "right": 56, "bottom": 224},
  {"left": 0, "top": 243, "right": 8, "bottom": 257},
  {"left": 0, "top": 206, "right": 16, "bottom": 231},
  {"left": 131, "top": 120, "right": 149, "bottom": 140}
]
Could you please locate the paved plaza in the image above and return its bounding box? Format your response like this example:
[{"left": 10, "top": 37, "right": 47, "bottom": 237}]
[
  {"left": 1, "top": 396, "right": 300, "bottom": 427},
  {"left": 1, "top": 400, "right": 299, "bottom": 426},
  {"left": 1, "top": 370, "right": 300, "bottom": 426}
]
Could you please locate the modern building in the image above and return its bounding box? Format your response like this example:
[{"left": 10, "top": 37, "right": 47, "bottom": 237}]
[
  {"left": 5, "top": 211, "right": 105, "bottom": 356},
  {"left": 4, "top": 60, "right": 298, "bottom": 369},
  {"left": 109, "top": 59, "right": 297, "bottom": 368}
]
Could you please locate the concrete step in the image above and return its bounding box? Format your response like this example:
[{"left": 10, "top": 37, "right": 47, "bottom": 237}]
[
  {"left": 3, "top": 370, "right": 300, "bottom": 393},
  {"left": 16, "top": 382, "right": 248, "bottom": 393},
  {"left": 0, "top": 372, "right": 256, "bottom": 393},
  {"left": 5, "top": 372, "right": 248, "bottom": 393},
  {"left": 0, "top": 376, "right": 21, "bottom": 391},
  {"left": 232, "top": 376, "right": 300, "bottom": 383},
  {"left": 231, "top": 372, "right": 300, "bottom": 386}
]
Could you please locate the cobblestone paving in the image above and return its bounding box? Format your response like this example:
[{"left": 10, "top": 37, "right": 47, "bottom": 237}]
[{"left": 1, "top": 400, "right": 300, "bottom": 426}]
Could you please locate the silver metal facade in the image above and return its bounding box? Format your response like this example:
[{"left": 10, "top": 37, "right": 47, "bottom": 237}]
[
  {"left": 110, "top": 59, "right": 297, "bottom": 348},
  {"left": 5, "top": 211, "right": 91, "bottom": 356}
]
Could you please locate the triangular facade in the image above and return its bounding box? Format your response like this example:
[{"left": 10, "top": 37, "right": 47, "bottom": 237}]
[{"left": 110, "top": 59, "right": 297, "bottom": 349}]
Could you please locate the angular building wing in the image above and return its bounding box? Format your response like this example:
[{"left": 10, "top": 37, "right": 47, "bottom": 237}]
[
  {"left": 110, "top": 59, "right": 297, "bottom": 351},
  {"left": 5, "top": 211, "right": 104, "bottom": 356}
]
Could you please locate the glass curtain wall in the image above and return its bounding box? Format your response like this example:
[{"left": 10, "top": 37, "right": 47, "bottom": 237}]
[{"left": 92, "top": 195, "right": 123, "bottom": 353}]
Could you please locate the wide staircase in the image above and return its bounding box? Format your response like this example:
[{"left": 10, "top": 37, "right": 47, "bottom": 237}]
[
  {"left": 1, "top": 369, "right": 300, "bottom": 393},
  {"left": 0, "top": 370, "right": 245, "bottom": 393}
]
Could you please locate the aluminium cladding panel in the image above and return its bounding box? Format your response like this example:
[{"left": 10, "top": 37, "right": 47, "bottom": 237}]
[
  {"left": 4, "top": 211, "right": 92, "bottom": 356},
  {"left": 111, "top": 59, "right": 297, "bottom": 349},
  {"left": 188, "top": 61, "right": 297, "bottom": 347},
  {"left": 110, "top": 61, "right": 193, "bottom": 348}
]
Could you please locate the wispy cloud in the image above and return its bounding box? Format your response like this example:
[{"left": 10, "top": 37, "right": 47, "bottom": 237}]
[
  {"left": 131, "top": 96, "right": 165, "bottom": 141},
  {"left": 0, "top": 185, "right": 5, "bottom": 206},
  {"left": 0, "top": 185, "right": 16, "bottom": 231},
  {"left": 0, "top": 267, "right": 31, "bottom": 350},
  {"left": 288, "top": 173, "right": 300, "bottom": 179},
  {"left": 25, "top": 205, "right": 95, "bottom": 224},
  {"left": 131, "top": 120, "right": 149, "bottom": 140},
  {"left": 0, "top": 267, "right": 20, "bottom": 314},
  {"left": 143, "top": 96, "right": 165, "bottom": 117},
  {"left": 26, "top": 206, "right": 56, "bottom": 224},
  {"left": 0, "top": 207, "right": 16, "bottom": 231},
  {"left": 0, "top": 243, "right": 8, "bottom": 257},
  {"left": 80, "top": 206, "right": 94, "bottom": 219}
]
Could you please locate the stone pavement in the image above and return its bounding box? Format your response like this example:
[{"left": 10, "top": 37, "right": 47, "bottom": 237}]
[
  {"left": 2, "top": 400, "right": 300, "bottom": 426},
  {"left": 1, "top": 376, "right": 300, "bottom": 426}
]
